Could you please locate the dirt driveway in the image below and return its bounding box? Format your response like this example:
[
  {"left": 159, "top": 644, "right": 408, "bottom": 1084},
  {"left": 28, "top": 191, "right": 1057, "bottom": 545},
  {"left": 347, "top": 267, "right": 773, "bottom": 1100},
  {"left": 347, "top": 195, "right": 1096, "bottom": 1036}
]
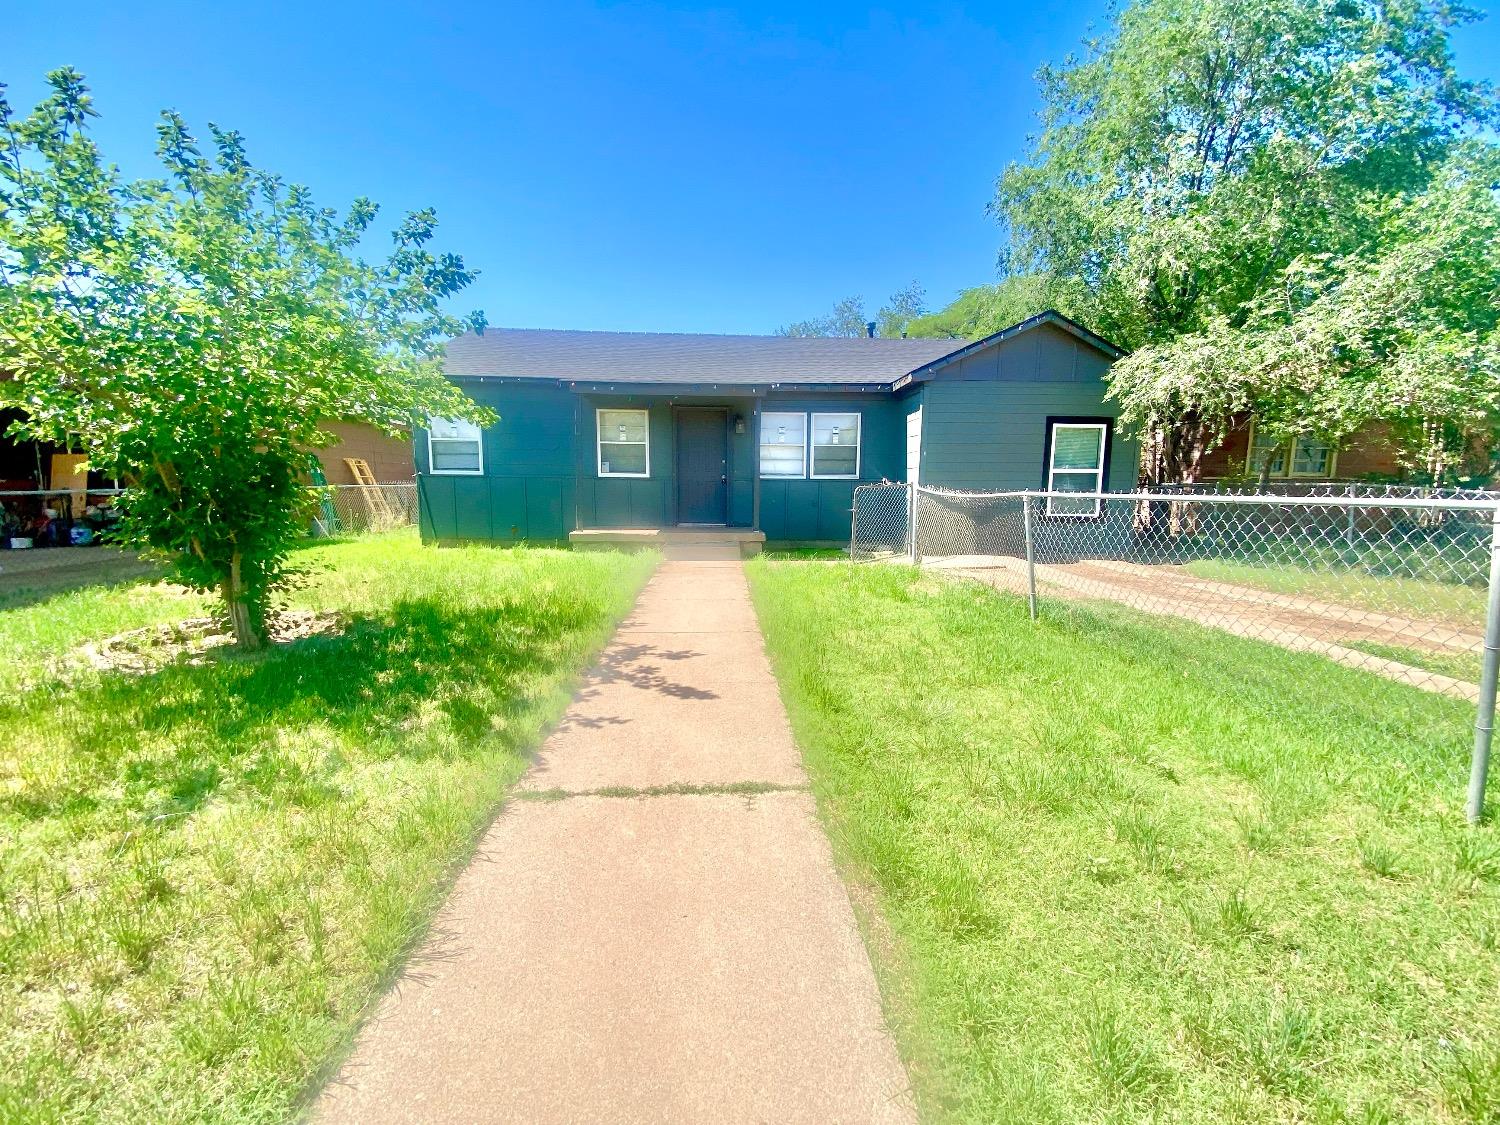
[
  {"left": 931, "top": 554, "right": 1484, "bottom": 700},
  {"left": 0, "top": 546, "right": 159, "bottom": 604}
]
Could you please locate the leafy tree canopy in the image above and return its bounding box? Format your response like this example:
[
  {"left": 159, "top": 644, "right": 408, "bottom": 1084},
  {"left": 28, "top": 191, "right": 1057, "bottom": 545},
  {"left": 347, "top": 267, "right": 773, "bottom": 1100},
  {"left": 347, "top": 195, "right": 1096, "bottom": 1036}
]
[
  {"left": 983, "top": 0, "right": 1499, "bottom": 482},
  {"left": 0, "top": 69, "right": 491, "bottom": 644},
  {"left": 904, "top": 276, "right": 1051, "bottom": 339},
  {"left": 776, "top": 283, "right": 927, "bottom": 338}
]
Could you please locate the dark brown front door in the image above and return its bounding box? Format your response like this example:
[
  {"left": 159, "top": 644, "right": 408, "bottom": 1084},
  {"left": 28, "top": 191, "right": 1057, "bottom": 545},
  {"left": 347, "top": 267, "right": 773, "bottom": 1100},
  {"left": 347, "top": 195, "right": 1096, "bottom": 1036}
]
[{"left": 675, "top": 409, "right": 728, "bottom": 525}]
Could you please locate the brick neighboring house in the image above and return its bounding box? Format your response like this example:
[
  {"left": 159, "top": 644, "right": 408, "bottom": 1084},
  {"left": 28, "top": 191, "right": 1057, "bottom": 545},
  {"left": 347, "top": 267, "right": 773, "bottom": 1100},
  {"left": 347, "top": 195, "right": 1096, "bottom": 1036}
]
[
  {"left": 310, "top": 422, "right": 415, "bottom": 484},
  {"left": 1197, "top": 414, "right": 1406, "bottom": 483}
]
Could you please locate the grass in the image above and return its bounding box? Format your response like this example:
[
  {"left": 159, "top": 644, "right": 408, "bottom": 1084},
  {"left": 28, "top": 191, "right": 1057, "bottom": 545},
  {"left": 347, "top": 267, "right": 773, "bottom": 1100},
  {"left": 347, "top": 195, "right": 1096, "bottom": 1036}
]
[
  {"left": 746, "top": 558, "right": 1500, "bottom": 1123},
  {"left": 1183, "top": 557, "right": 1489, "bottom": 627},
  {"left": 0, "top": 531, "right": 656, "bottom": 1122},
  {"left": 1346, "top": 639, "right": 1485, "bottom": 684}
]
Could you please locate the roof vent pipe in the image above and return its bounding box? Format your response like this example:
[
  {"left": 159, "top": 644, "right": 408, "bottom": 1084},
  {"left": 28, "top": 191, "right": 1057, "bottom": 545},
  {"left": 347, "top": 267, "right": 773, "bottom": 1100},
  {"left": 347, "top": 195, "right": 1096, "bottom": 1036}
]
[{"left": 866, "top": 321, "right": 877, "bottom": 338}]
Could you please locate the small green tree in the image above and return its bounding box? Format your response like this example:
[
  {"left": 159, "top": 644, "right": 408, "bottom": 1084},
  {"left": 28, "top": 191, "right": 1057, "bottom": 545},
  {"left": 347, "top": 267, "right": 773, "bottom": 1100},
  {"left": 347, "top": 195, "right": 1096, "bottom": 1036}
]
[{"left": 0, "top": 70, "right": 490, "bottom": 646}]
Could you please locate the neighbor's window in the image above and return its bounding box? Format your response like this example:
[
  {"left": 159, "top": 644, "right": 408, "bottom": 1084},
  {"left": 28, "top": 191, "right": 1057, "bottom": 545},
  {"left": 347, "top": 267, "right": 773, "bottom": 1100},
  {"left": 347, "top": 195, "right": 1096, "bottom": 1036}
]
[
  {"left": 427, "top": 416, "right": 483, "bottom": 474},
  {"left": 760, "top": 412, "right": 807, "bottom": 478},
  {"left": 811, "top": 413, "right": 861, "bottom": 479},
  {"left": 597, "top": 409, "right": 650, "bottom": 477},
  {"left": 1248, "top": 425, "right": 1286, "bottom": 477},
  {"left": 1290, "top": 434, "right": 1334, "bottom": 477},
  {"left": 1246, "top": 421, "right": 1335, "bottom": 478},
  {"left": 1046, "top": 421, "right": 1108, "bottom": 517}
]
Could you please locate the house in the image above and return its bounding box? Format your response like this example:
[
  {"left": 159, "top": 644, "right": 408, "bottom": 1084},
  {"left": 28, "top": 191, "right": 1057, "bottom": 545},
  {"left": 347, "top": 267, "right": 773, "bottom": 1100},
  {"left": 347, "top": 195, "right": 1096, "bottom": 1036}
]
[
  {"left": 1197, "top": 414, "right": 1403, "bottom": 484},
  {"left": 415, "top": 310, "right": 1138, "bottom": 550},
  {"left": 310, "top": 423, "right": 415, "bottom": 486}
]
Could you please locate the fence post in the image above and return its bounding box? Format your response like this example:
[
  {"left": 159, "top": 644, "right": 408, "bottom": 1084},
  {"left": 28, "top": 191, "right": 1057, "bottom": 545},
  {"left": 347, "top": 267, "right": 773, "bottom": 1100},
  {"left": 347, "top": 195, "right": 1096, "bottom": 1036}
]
[
  {"left": 1467, "top": 502, "right": 1500, "bottom": 823},
  {"left": 1022, "top": 493, "right": 1038, "bottom": 621},
  {"left": 909, "top": 483, "right": 920, "bottom": 565}
]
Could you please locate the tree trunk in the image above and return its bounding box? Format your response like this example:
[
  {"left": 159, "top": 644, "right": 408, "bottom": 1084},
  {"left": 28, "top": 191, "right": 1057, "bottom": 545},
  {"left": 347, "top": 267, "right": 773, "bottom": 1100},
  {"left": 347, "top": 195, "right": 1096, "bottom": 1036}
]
[{"left": 223, "top": 551, "right": 265, "bottom": 650}]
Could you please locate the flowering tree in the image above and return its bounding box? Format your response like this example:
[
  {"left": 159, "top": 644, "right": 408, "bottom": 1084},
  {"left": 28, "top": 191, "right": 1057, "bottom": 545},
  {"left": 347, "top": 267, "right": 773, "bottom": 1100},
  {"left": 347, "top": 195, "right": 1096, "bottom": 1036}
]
[
  {"left": 0, "top": 70, "right": 491, "bottom": 646},
  {"left": 989, "top": 0, "right": 1498, "bottom": 482}
]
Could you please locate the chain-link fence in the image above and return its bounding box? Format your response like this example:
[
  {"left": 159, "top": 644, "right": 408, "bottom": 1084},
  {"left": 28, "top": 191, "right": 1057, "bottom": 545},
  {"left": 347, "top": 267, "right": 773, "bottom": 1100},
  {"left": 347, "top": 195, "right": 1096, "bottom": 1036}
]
[
  {"left": 317, "top": 482, "right": 419, "bottom": 534},
  {"left": 852, "top": 482, "right": 1500, "bottom": 821}
]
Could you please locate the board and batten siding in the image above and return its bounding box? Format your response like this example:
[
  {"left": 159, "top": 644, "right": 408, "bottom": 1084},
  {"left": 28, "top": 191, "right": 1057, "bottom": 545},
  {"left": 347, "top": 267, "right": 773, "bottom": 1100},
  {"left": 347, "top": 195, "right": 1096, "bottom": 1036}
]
[
  {"left": 917, "top": 323, "right": 1135, "bottom": 492},
  {"left": 417, "top": 380, "right": 577, "bottom": 542},
  {"left": 757, "top": 391, "right": 904, "bottom": 542}
]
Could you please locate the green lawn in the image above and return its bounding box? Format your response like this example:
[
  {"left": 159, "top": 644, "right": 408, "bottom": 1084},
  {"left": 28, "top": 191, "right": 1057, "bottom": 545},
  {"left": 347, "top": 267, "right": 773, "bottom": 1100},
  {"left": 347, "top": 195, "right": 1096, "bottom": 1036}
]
[
  {"left": 747, "top": 559, "right": 1500, "bottom": 1124},
  {"left": 1182, "top": 558, "right": 1489, "bottom": 628},
  {"left": 0, "top": 532, "right": 656, "bottom": 1122}
]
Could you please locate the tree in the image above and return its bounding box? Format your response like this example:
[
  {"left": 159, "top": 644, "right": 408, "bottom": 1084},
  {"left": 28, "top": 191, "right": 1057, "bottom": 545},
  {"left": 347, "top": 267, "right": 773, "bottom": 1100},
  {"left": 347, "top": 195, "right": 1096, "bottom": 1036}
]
[
  {"left": 904, "top": 276, "right": 1050, "bottom": 339},
  {"left": 1112, "top": 148, "right": 1500, "bottom": 483},
  {"left": 776, "top": 284, "right": 928, "bottom": 338},
  {"left": 990, "top": 0, "right": 1497, "bottom": 483},
  {"left": 875, "top": 281, "right": 926, "bottom": 338},
  {"left": 0, "top": 70, "right": 490, "bottom": 647},
  {"left": 776, "top": 295, "right": 869, "bottom": 338}
]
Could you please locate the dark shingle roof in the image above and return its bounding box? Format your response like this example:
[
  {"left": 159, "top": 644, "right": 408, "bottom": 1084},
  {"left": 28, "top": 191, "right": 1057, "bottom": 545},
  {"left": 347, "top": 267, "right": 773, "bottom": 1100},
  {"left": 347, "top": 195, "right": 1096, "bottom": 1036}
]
[{"left": 442, "top": 328, "right": 965, "bottom": 387}]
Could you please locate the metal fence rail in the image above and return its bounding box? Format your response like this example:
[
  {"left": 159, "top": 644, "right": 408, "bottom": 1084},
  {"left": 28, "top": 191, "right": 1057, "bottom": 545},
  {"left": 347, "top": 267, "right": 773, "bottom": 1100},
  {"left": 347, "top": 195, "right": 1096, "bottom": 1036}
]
[{"left": 852, "top": 482, "right": 1500, "bottom": 822}]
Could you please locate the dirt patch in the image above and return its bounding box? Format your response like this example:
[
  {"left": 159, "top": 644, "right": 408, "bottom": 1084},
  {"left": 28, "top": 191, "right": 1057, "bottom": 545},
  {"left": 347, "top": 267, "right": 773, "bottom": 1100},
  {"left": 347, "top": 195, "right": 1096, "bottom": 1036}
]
[{"left": 70, "top": 609, "right": 345, "bottom": 676}]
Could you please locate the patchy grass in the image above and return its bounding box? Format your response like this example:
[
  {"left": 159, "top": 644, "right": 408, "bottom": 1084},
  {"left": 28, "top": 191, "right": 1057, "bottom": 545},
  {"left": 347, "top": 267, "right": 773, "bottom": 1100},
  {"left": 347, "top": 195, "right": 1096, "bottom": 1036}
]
[
  {"left": 747, "top": 558, "right": 1500, "bottom": 1124},
  {"left": 1183, "top": 557, "right": 1489, "bottom": 627},
  {"left": 1347, "top": 639, "right": 1485, "bottom": 685},
  {"left": 0, "top": 532, "right": 656, "bottom": 1122}
]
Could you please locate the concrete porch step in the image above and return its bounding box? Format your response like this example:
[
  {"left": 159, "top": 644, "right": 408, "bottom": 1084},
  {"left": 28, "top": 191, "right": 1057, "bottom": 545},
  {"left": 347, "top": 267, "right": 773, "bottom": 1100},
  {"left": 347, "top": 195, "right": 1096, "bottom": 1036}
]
[{"left": 569, "top": 527, "right": 766, "bottom": 560}]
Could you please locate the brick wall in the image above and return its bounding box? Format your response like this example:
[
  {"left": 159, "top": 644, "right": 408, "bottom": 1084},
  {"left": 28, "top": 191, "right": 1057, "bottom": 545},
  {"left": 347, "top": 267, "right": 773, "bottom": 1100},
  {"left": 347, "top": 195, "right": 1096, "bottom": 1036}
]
[
  {"left": 314, "top": 422, "right": 415, "bottom": 484},
  {"left": 1199, "top": 415, "right": 1401, "bottom": 481}
]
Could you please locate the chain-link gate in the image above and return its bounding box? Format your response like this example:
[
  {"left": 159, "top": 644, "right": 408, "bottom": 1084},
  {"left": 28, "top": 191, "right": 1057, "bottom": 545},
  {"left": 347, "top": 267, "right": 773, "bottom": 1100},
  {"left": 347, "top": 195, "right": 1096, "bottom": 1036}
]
[{"left": 852, "top": 482, "right": 1500, "bottom": 821}]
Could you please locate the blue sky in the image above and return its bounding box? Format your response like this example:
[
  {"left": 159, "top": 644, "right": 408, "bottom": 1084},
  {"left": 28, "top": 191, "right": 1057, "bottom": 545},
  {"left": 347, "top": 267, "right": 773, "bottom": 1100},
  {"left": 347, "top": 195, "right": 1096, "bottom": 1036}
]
[{"left": 7, "top": 1, "right": 1499, "bottom": 334}]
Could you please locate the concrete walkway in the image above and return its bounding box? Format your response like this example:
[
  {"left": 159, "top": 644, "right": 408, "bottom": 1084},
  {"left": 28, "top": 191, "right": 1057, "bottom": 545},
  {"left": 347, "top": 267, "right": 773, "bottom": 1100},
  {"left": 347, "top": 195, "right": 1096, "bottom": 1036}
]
[{"left": 315, "top": 556, "right": 915, "bottom": 1124}]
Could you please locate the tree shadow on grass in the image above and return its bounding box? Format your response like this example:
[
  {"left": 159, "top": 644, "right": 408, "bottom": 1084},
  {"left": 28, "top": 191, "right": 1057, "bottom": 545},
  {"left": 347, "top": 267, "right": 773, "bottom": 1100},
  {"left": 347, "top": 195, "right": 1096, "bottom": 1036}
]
[{"left": 3, "top": 591, "right": 609, "bottom": 824}]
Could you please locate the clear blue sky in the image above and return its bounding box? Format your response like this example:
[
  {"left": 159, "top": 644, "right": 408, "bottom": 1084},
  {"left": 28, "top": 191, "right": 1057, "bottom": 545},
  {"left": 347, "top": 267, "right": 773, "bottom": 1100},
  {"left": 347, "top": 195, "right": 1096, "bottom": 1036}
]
[{"left": 8, "top": 1, "right": 1499, "bottom": 334}]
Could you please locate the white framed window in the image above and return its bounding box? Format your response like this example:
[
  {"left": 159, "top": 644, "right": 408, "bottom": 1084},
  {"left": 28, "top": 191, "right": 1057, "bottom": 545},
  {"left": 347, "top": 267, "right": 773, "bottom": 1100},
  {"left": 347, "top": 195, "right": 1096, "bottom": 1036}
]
[
  {"left": 427, "top": 416, "right": 483, "bottom": 475},
  {"left": 1248, "top": 423, "right": 1286, "bottom": 477},
  {"left": 1046, "top": 421, "right": 1108, "bottom": 517},
  {"left": 811, "top": 413, "right": 861, "bottom": 479},
  {"left": 760, "top": 412, "right": 807, "bottom": 479},
  {"left": 597, "top": 409, "right": 650, "bottom": 477},
  {"left": 1246, "top": 420, "right": 1336, "bottom": 479},
  {"left": 1290, "top": 433, "right": 1335, "bottom": 477}
]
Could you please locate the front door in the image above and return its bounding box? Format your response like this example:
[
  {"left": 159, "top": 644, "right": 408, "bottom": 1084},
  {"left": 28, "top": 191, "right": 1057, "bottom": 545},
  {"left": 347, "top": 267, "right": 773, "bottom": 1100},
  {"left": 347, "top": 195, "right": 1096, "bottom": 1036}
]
[{"left": 675, "top": 408, "right": 728, "bottom": 525}]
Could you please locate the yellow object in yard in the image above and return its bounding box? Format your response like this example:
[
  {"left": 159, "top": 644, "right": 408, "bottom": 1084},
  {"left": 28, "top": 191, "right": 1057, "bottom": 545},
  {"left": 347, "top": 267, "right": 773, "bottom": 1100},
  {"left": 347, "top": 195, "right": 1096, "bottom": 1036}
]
[
  {"left": 343, "top": 458, "right": 394, "bottom": 523},
  {"left": 49, "top": 453, "right": 88, "bottom": 516}
]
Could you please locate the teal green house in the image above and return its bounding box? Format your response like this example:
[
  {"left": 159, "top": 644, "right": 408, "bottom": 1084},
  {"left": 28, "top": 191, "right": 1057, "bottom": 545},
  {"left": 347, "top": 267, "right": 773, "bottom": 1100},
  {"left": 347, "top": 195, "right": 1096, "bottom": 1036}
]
[{"left": 416, "top": 310, "right": 1136, "bottom": 547}]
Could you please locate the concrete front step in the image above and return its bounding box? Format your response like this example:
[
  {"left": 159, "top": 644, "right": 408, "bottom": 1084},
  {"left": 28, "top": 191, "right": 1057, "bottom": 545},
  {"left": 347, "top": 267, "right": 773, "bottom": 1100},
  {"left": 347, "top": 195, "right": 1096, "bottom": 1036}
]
[{"left": 570, "top": 528, "right": 766, "bottom": 559}]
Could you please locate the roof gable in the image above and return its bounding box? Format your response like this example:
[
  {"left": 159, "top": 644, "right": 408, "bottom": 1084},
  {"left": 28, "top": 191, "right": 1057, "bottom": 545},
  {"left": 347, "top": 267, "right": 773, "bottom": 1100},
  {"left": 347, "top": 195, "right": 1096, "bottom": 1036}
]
[{"left": 895, "top": 310, "right": 1124, "bottom": 387}]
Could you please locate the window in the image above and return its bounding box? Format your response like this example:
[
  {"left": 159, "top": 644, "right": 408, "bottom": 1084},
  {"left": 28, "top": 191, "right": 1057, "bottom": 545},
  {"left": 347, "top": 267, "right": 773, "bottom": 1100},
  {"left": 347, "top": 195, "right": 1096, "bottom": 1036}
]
[
  {"left": 1046, "top": 421, "right": 1108, "bottom": 517},
  {"left": 597, "top": 409, "right": 650, "bottom": 477},
  {"left": 427, "top": 417, "right": 483, "bottom": 474},
  {"left": 1290, "top": 434, "right": 1334, "bottom": 477},
  {"left": 811, "top": 413, "right": 861, "bottom": 479},
  {"left": 1246, "top": 421, "right": 1336, "bottom": 478},
  {"left": 1248, "top": 425, "right": 1286, "bottom": 477},
  {"left": 759, "top": 412, "right": 807, "bottom": 478}
]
